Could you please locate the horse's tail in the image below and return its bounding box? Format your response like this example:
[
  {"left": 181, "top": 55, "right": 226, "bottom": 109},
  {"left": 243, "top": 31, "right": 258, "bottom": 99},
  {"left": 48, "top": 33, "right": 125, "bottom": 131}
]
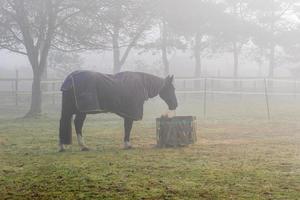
[{"left": 59, "top": 90, "right": 75, "bottom": 145}]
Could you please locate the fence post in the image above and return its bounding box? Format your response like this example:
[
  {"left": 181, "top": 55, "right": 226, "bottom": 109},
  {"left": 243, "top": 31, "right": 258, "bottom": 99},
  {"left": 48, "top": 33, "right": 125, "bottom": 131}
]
[
  {"left": 203, "top": 78, "right": 207, "bottom": 119},
  {"left": 264, "top": 78, "right": 271, "bottom": 120},
  {"left": 15, "top": 70, "right": 19, "bottom": 106},
  {"left": 183, "top": 80, "right": 186, "bottom": 101}
]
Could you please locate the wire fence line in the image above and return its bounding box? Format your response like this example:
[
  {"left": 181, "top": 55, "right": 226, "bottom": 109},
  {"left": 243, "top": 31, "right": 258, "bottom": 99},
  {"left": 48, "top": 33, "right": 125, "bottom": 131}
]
[
  {"left": 176, "top": 90, "right": 300, "bottom": 96},
  {"left": 1, "top": 77, "right": 300, "bottom": 95},
  {"left": 177, "top": 77, "right": 300, "bottom": 82},
  {"left": 1, "top": 75, "right": 300, "bottom": 120},
  {"left": 1, "top": 76, "right": 300, "bottom": 97}
]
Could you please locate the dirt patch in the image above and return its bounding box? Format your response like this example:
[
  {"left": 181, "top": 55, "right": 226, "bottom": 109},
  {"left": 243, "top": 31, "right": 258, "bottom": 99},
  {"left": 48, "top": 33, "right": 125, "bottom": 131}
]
[{"left": 0, "top": 138, "right": 7, "bottom": 145}]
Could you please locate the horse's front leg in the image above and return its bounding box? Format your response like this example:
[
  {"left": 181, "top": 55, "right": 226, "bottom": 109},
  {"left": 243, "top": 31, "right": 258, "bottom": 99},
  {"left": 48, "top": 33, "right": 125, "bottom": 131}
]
[
  {"left": 124, "top": 118, "right": 133, "bottom": 149},
  {"left": 74, "top": 113, "right": 89, "bottom": 151}
]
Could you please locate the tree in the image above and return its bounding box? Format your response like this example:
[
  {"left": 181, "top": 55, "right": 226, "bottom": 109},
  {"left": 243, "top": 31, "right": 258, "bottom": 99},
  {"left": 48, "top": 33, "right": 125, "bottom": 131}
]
[
  {"left": 0, "top": 0, "right": 91, "bottom": 117},
  {"left": 48, "top": 51, "right": 83, "bottom": 78},
  {"left": 248, "top": 0, "right": 299, "bottom": 77},
  {"left": 215, "top": 0, "right": 254, "bottom": 78},
  {"left": 80, "top": 0, "right": 153, "bottom": 73},
  {"left": 138, "top": 22, "right": 186, "bottom": 76},
  {"left": 160, "top": 18, "right": 171, "bottom": 76},
  {"left": 136, "top": 0, "right": 187, "bottom": 76},
  {"left": 157, "top": 0, "right": 187, "bottom": 76},
  {"left": 163, "top": 0, "right": 227, "bottom": 77}
]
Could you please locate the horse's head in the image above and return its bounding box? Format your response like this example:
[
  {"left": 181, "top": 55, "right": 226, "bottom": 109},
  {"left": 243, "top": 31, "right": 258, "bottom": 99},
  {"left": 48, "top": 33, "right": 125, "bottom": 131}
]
[{"left": 159, "top": 75, "right": 178, "bottom": 110}]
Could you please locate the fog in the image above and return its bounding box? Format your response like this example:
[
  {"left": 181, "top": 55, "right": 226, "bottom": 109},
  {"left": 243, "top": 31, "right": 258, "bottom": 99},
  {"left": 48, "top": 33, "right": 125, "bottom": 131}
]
[{"left": 1, "top": 1, "right": 300, "bottom": 199}]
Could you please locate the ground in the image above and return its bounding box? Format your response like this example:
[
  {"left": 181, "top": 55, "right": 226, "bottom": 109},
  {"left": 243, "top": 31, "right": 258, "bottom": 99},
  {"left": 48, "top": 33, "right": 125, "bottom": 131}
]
[{"left": 1, "top": 114, "right": 300, "bottom": 199}]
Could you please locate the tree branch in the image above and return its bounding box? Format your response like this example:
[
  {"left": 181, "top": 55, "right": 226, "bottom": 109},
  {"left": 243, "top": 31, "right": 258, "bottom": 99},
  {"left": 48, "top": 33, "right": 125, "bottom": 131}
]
[
  {"left": 54, "top": 9, "right": 81, "bottom": 29},
  {"left": 0, "top": 44, "right": 27, "bottom": 55},
  {"left": 277, "top": 3, "right": 293, "bottom": 18},
  {"left": 0, "top": 22, "right": 24, "bottom": 45},
  {"left": 120, "top": 19, "right": 151, "bottom": 65}
]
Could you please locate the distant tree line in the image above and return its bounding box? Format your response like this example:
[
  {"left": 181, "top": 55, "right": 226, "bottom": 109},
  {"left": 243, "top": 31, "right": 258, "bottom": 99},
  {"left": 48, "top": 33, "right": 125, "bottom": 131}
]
[{"left": 1, "top": 0, "right": 300, "bottom": 117}]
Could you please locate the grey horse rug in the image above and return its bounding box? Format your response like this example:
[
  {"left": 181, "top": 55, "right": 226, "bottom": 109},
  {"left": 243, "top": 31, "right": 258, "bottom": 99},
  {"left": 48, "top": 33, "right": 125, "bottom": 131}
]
[{"left": 61, "top": 70, "right": 165, "bottom": 120}]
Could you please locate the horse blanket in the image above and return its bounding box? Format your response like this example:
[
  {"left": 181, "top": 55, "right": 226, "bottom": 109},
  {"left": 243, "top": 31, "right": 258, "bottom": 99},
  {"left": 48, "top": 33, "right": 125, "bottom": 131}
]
[{"left": 61, "top": 70, "right": 164, "bottom": 120}]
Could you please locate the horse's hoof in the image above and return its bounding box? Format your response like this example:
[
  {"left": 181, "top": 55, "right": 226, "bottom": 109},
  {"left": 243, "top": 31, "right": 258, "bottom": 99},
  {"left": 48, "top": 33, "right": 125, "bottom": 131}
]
[
  {"left": 81, "top": 147, "right": 90, "bottom": 151},
  {"left": 123, "top": 142, "right": 132, "bottom": 150},
  {"left": 123, "top": 145, "right": 133, "bottom": 150},
  {"left": 58, "top": 148, "right": 66, "bottom": 153}
]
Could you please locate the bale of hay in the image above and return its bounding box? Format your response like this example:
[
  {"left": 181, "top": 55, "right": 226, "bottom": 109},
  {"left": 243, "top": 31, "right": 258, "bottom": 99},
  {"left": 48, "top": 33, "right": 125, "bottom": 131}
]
[{"left": 156, "top": 116, "right": 197, "bottom": 147}]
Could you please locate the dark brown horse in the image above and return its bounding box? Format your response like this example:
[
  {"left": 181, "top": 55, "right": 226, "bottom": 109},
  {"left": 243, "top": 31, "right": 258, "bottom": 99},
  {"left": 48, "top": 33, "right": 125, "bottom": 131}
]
[{"left": 59, "top": 71, "right": 177, "bottom": 151}]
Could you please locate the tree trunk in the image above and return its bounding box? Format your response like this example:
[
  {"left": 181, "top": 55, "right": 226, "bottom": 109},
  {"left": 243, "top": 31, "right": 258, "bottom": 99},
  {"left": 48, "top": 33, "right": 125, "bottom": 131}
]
[
  {"left": 113, "top": 47, "right": 121, "bottom": 73},
  {"left": 162, "top": 46, "right": 169, "bottom": 76},
  {"left": 194, "top": 33, "right": 202, "bottom": 78},
  {"left": 112, "top": 24, "right": 121, "bottom": 74},
  {"left": 161, "top": 20, "right": 169, "bottom": 76},
  {"left": 269, "top": 7, "right": 276, "bottom": 78},
  {"left": 257, "top": 48, "right": 264, "bottom": 77},
  {"left": 25, "top": 69, "right": 42, "bottom": 117},
  {"left": 258, "top": 61, "right": 263, "bottom": 77},
  {"left": 233, "top": 42, "right": 239, "bottom": 78},
  {"left": 269, "top": 44, "right": 275, "bottom": 78},
  {"left": 25, "top": 47, "right": 49, "bottom": 117},
  {"left": 41, "top": 65, "right": 48, "bottom": 92}
]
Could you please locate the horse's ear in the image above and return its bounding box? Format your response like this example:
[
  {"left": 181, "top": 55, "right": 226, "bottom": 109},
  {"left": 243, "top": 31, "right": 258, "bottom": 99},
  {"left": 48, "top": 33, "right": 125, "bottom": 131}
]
[
  {"left": 165, "top": 75, "right": 171, "bottom": 85},
  {"left": 170, "top": 75, "right": 174, "bottom": 83},
  {"left": 165, "top": 75, "right": 174, "bottom": 85}
]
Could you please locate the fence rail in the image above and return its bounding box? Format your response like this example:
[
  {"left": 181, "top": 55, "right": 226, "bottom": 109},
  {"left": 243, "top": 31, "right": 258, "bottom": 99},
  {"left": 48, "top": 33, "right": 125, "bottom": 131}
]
[
  {"left": 1, "top": 74, "right": 300, "bottom": 120},
  {"left": 1, "top": 77, "right": 300, "bottom": 97}
]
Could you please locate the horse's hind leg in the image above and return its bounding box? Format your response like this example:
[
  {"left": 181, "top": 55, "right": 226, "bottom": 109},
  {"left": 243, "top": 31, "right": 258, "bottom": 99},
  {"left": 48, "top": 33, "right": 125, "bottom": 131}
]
[
  {"left": 74, "top": 113, "right": 89, "bottom": 151},
  {"left": 124, "top": 118, "right": 133, "bottom": 149},
  {"left": 59, "top": 113, "right": 73, "bottom": 152}
]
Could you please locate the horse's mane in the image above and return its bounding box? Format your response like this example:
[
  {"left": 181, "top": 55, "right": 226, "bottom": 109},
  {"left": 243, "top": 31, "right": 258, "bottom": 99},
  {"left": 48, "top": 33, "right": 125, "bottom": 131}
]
[
  {"left": 112, "top": 71, "right": 165, "bottom": 99},
  {"left": 139, "top": 72, "right": 165, "bottom": 99}
]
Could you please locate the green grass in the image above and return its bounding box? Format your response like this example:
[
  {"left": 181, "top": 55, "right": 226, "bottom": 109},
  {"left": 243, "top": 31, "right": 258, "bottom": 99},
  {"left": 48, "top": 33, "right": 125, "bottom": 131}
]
[{"left": 1, "top": 113, "right": 300, "bottom": 200}]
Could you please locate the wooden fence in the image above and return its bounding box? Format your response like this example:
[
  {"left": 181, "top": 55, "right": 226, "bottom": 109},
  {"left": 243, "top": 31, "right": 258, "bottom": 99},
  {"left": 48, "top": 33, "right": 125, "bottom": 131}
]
[{"left": 0, "top": 71, "right": 62, "bottom": 106}]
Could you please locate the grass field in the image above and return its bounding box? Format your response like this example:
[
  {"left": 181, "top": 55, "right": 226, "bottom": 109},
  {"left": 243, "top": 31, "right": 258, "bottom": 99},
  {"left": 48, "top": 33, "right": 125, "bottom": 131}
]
[{"left": 1, "top": 97, "right": 300, "bottom": 199}]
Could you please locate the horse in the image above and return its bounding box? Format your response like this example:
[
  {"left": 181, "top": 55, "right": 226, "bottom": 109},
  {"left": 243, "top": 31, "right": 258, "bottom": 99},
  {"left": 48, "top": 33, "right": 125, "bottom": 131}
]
[{"left": 58, "top": 70, "right": 178, "bottom": 152}]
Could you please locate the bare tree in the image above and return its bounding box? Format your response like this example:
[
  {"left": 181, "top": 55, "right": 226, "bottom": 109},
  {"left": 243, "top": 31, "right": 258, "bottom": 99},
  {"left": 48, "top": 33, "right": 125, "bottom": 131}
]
[
  {"left": 80, "top": 0, "right": 153, "bottom": 73},
  {"left": 164, "top": 0, "right": 225, "bottom": 77},
  {"left": 248, "top": 0, "right": 299, "bottom": 77},
  {"left": 48, "top": 50, "right": 83, "bottom": 78},
  {"left": 138, "top": 0, "right": 187, "bottom": 76},
  {"left": 0, "top": 0, "right": 90, "bottom": 117}
]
